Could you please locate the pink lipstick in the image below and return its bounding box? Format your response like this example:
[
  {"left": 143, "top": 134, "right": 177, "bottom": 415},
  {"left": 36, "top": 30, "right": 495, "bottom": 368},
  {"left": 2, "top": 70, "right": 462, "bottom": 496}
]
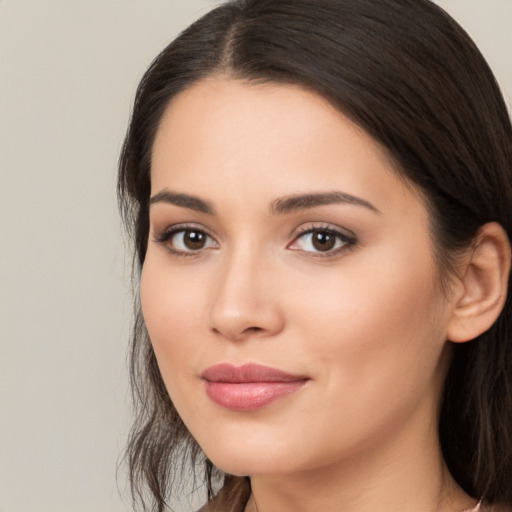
[{"left": 201, "top": 363, "right": 309, "bottom": 411}]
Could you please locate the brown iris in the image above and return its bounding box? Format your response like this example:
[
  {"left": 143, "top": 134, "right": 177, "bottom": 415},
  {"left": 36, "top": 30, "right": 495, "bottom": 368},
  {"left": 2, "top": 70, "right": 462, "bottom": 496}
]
[
  {"left": 182, "top": 230, "right": 207, "bottom": 250},
  {"left": 311, "top": 230, "right": 336, "bottom": 251}
]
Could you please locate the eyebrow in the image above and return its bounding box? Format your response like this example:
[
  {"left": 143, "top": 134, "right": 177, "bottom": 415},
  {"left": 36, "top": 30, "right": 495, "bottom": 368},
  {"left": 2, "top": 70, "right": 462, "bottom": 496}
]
[
  {"left": 149, "top": 189, "right": 215, "bottom": 214},
  {"left": 270, "top": 191, "right": 380, "bottom": 215},
  {"left": 148, "top": 189, "right": 379, "bottom": 216}
]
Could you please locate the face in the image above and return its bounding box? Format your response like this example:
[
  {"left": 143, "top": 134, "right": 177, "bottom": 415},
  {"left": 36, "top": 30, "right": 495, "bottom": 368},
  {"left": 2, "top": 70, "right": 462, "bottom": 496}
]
[{"left": 141, "top": 77, "right": 454, "bottom": 478}]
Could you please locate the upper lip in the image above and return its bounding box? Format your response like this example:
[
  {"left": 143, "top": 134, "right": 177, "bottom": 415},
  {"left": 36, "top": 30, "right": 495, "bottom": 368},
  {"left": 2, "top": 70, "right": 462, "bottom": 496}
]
[{"left": 201, "top": 363, "right": 309, "bottom": 383}]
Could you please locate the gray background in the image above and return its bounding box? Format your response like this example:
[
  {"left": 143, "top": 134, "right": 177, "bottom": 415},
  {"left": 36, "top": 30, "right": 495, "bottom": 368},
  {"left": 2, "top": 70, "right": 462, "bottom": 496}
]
[{"left": 0, "top": 1, "right": 510, "bottom": 511}]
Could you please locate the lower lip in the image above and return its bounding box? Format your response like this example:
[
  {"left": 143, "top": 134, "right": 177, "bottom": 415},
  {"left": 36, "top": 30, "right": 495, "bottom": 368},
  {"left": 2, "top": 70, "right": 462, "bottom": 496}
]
[{"left": 204, "top": 381, "right": 307, "bottom": 411}]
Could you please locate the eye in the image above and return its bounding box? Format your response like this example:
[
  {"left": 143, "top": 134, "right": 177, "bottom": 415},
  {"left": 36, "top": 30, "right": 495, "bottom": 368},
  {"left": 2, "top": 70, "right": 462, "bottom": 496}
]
[
  {"left": 154, "top": 225, "right": 218, "bottom": 255},
  {"left": 288, "top": 226, "right": 355, "bottom": 255},
  {"left": 172, "top": 229, "right": 215, "bottom": 251}
]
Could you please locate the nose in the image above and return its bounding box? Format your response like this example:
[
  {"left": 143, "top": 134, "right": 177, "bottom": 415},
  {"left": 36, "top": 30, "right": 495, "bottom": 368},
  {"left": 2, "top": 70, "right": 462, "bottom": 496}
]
[{"left": 208, "top": 250, "right": 285, "bottom": 342}]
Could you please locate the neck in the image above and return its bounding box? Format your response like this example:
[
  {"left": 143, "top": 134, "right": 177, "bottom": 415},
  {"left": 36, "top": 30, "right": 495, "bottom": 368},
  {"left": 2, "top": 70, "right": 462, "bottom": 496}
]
[{"left": 245, "top": 401, "right": 475, "bottom": 512}]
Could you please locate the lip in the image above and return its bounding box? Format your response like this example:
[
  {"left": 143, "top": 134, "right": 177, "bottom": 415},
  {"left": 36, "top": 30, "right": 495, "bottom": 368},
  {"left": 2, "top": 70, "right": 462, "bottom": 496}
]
[{"left": 201, "top": 363, "right": 309, "bottom": 411}]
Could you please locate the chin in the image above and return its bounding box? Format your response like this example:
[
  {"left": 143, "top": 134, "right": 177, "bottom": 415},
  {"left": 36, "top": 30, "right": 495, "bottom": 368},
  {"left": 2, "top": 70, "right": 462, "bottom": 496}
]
[{"left": 195, "top": 433, "right": 291, "bottom": 477}]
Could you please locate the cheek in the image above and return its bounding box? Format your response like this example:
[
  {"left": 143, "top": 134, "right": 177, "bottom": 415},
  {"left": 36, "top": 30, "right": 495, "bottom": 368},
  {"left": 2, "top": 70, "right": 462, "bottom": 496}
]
[
  {"left": 139, "top": 257, "right": 207, "bottom": 377},
  {"left": 287, "top": 245, "right": 448, "bottom": 406},
  {"left": 139, "top": 257, "right": 219, "bottom": 433},
  {"left": 260, "top": 259, "right": 449, "bottom": 469}
]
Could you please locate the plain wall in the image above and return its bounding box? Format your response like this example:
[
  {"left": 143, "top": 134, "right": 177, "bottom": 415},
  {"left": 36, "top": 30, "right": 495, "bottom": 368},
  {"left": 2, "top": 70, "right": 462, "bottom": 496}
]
[{"left": 0, "top": 1, "right": 510, "bottom": 511}]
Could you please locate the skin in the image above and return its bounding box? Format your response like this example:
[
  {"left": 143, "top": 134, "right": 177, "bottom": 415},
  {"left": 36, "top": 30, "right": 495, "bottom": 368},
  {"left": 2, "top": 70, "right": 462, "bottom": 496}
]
[{"left": 141, "top": 77, "right": 480, "bottom": 512}]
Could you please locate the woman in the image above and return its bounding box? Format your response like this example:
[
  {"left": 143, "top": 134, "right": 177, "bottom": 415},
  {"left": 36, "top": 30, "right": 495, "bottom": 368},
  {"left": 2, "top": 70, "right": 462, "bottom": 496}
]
[{"left": 118, "top": 0, "right": 512, "bottom": 511}]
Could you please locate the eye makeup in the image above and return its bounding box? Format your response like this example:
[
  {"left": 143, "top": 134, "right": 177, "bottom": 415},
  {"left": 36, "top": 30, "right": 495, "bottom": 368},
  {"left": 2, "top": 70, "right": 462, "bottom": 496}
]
[
  {"left": 152, "top": 220, "right": 357, "bottom": 260},
  {"left": 153, "top": 223, "right": 219, "bottom": 258},
  {"left": 288, "top": 223, "right": 357, "bottom": 258}
]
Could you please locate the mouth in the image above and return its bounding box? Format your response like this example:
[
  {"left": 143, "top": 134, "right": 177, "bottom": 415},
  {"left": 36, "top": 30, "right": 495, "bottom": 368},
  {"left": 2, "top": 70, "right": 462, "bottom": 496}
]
[{"left": 200, "top": 363, "right": 309, "bottom": 411}]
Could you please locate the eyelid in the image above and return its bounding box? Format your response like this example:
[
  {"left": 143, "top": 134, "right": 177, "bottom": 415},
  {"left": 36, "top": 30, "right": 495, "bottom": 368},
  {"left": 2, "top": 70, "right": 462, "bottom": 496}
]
[
  {"left": 291, "top": 222, "right": 356, "bottom": 240},
  {"left": 152, "top": 223, "right": 219, "bottom": 256},
  {"left": 288, "top": 223, "right": 357, "bottom": 257},
  {"left": 152, "top": 221, "right": 356, "bottom": 258}
]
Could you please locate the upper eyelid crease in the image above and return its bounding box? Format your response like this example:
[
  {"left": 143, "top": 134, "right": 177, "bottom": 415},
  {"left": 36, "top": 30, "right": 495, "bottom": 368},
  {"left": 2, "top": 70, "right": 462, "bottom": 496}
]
[
  {"left": 154, "top": 224, "right": 355, "bottom": 258},
  {"left": 291, "top": 225, "right": 357, "bottom": 244},
  {"left": 153, "top": 224, "right": 215, "bottom": 240}
]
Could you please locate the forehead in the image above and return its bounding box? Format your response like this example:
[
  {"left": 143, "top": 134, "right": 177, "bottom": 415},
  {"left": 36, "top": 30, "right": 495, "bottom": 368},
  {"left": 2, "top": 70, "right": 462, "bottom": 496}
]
[{"left": 150, "top": 77, "right": 420, "bottom": 218}]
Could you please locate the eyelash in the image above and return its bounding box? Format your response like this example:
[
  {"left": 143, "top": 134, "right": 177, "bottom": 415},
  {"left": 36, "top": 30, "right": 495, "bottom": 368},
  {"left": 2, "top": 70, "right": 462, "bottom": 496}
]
[
  {"left": 289, "top": 224, "right": 357, "bottom": 258},
  {"left": 153, "top": 223, "right": 357, "bottom": 259},
  {"left": 153, "top": 223, "right": 217, "bottom": 258}
]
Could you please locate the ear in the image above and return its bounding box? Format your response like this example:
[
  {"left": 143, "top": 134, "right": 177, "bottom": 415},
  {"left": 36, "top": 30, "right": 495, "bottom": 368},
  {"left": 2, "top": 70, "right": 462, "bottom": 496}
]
[{"left": 447, "top": 222, "right": 511, "bottom": 343}]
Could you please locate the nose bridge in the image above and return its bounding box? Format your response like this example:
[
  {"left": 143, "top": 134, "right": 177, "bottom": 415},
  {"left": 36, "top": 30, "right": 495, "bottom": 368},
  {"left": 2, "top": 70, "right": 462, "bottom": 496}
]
[{"left": 209, "top": 242, "right": 283, "bottom": 341}]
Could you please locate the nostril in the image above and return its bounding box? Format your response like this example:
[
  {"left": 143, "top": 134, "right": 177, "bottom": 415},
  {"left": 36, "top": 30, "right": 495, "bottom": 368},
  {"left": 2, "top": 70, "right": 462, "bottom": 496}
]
[
  {"left": 245, "top": 326, "right": 263, "bottom": 334},
  {"left": 209, "top": 295, "right": 285, "bottom": 340},
  {"left": 211, "top": 325, "right": 264, "bottom": 341}
]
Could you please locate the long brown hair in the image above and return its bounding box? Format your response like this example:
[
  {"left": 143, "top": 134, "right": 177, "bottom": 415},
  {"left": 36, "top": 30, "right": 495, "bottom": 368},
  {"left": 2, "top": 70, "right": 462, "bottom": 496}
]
[{"left": 118, "top": 1, "right": 512, "bottom": 510}]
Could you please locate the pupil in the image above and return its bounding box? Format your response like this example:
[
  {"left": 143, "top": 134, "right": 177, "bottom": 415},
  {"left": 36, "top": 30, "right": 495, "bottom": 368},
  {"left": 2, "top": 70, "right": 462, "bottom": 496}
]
[
  {"left": 312, "top": 230, "right": 335, "bottom": 251},
  {"left": 184, "top": 230, "right": 205, "bottom": 250}
]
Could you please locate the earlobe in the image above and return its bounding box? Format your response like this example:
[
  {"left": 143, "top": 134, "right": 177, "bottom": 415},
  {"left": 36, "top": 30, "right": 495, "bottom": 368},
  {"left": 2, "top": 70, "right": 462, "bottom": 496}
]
[{"left": 447, "top": 222, "right": 511, "bottom": 343}]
